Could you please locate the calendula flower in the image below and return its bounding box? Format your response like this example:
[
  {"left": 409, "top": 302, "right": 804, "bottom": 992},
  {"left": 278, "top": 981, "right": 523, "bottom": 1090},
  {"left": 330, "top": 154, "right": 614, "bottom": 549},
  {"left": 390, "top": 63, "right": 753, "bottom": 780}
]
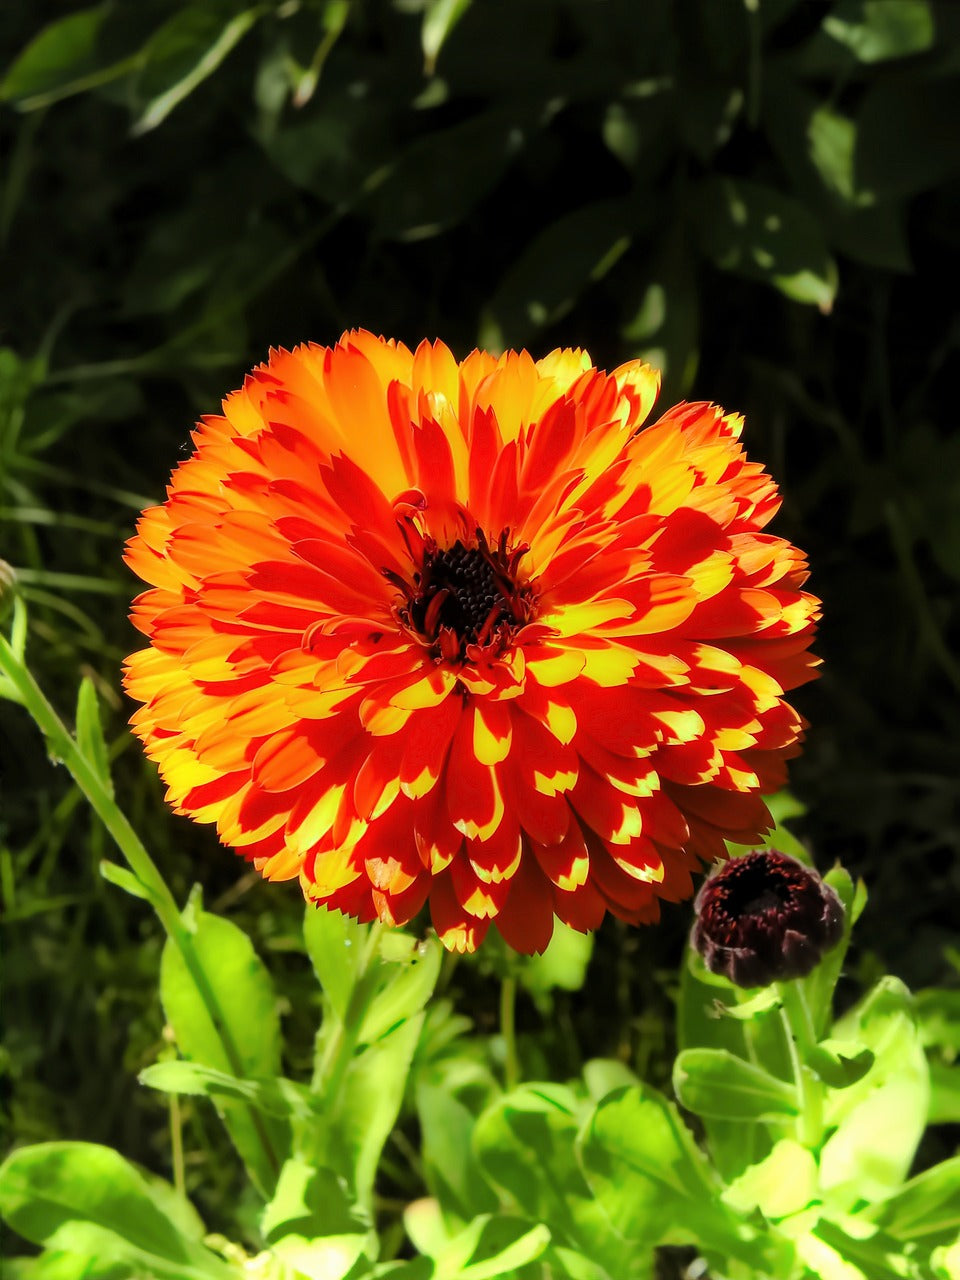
[
  {"left": 692, "top": 850, "right": 844, "bottom": 987},
  {"left": 124, "top": 331, "right": 819, "bottom": 954}
]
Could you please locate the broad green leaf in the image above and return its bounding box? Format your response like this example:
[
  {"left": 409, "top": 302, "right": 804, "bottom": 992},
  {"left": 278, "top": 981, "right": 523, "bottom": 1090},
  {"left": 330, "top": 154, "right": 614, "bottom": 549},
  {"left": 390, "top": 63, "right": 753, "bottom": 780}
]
[
  {"left": 820, "top": 977, "right": 929, "bottom": 1208},
  {"left": 928, "top": 1062, "right": 960, "bottom": 1124},
  {"left": 422, "top": 0, "right": 473, "bottom": 74},
  {"left": 260, "top": 1159, "right": 369, "bottom": 1245},
  {"left": 75, "top": 677, "right": 112, "bottom": 797},
  {"left": 417, "top": 1082, "right": 498, "bottom": 1221},
  {"left": 131, "top": 7, "right": 263, "bottom": 136},
  {"left": 453, "top": 1219, "right": 551, "bottom": 1280},
  {"left": 270, "top": 1232, "right": 372, "bottom": 1280},
  {"left": 582, "top": 1058, "right": 639, "bottom": 1102},
  {"left": 365, "top": 109, "right": 536, "bottom": 242},
  {"left": 865, "top": 1155, "right": 960, "bottom": 1242},
  {"left": 328, "top": 1014, "right": 423, "bottom": 1209},
  {"left": 578, "top": 1085, "right": 751, "bottom": 1265},
  {"left": 0, "top": 6, "right": 138, "bottom": 110},
  {"left": 0, "top": 1142, "right": 232, "bottom": 1280},
  {"left": 808, "top": 106, "right": 861, "bottom": 206},
  {"left": 915, "top": 988, "right": 960, "bottom": 1051},
  {"left": 691, "top": 177, "right": 838, "bottom": 309},
  {"left": 520, "top": 919, "right": 594, "bottom": 1006},
  {"left": 823, "top": 0, "right": 935, "bottom": 63},
  {"left": 673, "top": 1048, "right": 798, "bottom": 1121},
  {"left": 472, "top": 1084, "right": 629, "bottom": 1276},
  {"left": 160, "top": 907, "right": 289, "bottom": 1197},
  {"left": 722, "top": 1138, "right": 818, "bottom": 1220},
  {"left": 480, "top": 200, "right": 633, "bottom": 350},
  {"left": 472, "top": 1084, "right": 587, "bottom": 1223}
]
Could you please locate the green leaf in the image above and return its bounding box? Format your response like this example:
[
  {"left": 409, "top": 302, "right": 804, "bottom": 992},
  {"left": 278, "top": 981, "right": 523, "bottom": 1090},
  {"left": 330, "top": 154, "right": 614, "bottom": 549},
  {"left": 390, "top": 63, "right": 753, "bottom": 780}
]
[
  {"left": 928, "top": 1062, "right": 960, "bottom": 1125},
  {"left": 582, "top": 1058, "right": 639, "bottom": 1102},
  {"left": 99, "top": 860, "right": 151, "bottom": 902},
  {"left": 722, "top": 1138, "right": 818, "bottom": 1220},
  {"left": 304, "top": 906, "right": 364, "bottom": 1022},
  {"left": 160, "top": 907, "right": 289, "bottom": 1197},
  {"left": 330, "top": 1014, "right": 423, "bottom": 1209},
  {"left": 673, "top": 1048, "right": 798, "bottom": 1121},
  {"left": 480, "top": 200, "right": 634, "bottom": 350},
  {"left": 417, "top": 1082, "right": 499, "bottom": 1221},
  {"left": 0, "top": 6, "right": 137, "bottom": 110},
  {"left": 865, "top": 1155, "right": 960, "bottom": 1242},
  {"left": 270, "top": 1232, "right": 373, "bottom": 1280},
  {"left": 131, "top": 6, "right": 263, "bottom": 136},
  {"left": 823, "top": 0, "right": 935, "bottom": 63},
  {"left": 0, "top": 1142, "right": 232, "bottom": 1280},
  {"left": 578, "top": 1085, "right": 746, "bottom": 1262},
  {"left": 619, "top": 229, "right": 700, "bottom": 403},
  {"left": 365, "top": 109, "right": 536, "bottom": 242},
  {"left": 807, "top": 1042, "right": 875, "bottom": 1089},
  {"left": 520, "top": 919, "right": 594, "bottom": 1007},
  {"left": 139, "top": 1060, "right": 320, "bottom": 1122},
  {"left": 820, "top": 977, "right": 929, "bottom": 1208},
  {"left": 259, "top": 1158, "right": 369, "bottom": 1244},
  {"left": 361, "top": 935, "right": 442, "bottom": 1043},
  {"left": 422, "top": 0, "right": 473, "bottom": 75},
  {"left": 75, "top": 677, "right": 112, "bottom": 797},
  {"left": 691, "top": 177, "right": 838, "bottom": 309}
]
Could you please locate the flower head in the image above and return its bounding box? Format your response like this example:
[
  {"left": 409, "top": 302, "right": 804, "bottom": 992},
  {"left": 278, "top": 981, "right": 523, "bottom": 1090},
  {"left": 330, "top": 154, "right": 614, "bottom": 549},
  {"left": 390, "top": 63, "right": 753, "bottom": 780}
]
[
  {"left": 692, "top": 850, "right": 844, "bottom": 987},
  {"left": 123, "top": 331, "right": 820, "bottom": 953}
]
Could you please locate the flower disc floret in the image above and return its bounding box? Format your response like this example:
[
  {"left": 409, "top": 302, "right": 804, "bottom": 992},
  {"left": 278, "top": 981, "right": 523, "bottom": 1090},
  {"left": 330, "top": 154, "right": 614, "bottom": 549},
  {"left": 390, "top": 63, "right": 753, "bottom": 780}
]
[{"left": 123, "top": 330, "right": 821, "bottom": 954}]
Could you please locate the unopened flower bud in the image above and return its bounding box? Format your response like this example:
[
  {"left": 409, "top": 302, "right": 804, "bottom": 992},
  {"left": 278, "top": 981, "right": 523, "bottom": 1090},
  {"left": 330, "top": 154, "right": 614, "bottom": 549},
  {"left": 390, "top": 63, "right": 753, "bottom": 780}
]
[{"left": 691, "top": 850, "right": 844, "bottom": 988}]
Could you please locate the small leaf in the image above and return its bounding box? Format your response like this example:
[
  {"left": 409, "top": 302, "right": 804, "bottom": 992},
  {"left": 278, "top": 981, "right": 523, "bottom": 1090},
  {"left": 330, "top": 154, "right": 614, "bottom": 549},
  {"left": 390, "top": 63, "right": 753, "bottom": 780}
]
[
  {"left": 99, "top": 860, "right": 150, "bottom": 902},
  {"left": 131, "top": 7, "right": 263, "bottom": 136},
  {"left": 0, "top": 6, "right": 137, "bottom": 110},
  {"left": 807, "top": 1042, "right": 875, "bottom": 1089},
  {"left": 75, "top": 677, "right": 112, "bottom": 797},
  {"left": 823, "top": 0, "right": 935, "bottom": 63},
  {"left": 673, "top": 1048, "right": 798, "bottom": 1121},
  {"left": 139, "top": 1060, "right": 320, "bottom": 1122},
  {"left": 422, "top": 0, "right": 472, "bottom": 74},
  {"left": 928, "top": 1062, "right": 960, "bottom": 1125},
  {"left": 360, "top": 935, "right": 442, "bottom": 1042},
  {"left": 304, "top": 905, "right": 363, "bottom": 1022},
  {"left": 691, "top": 177, "right": 838, "bottom": 310}
]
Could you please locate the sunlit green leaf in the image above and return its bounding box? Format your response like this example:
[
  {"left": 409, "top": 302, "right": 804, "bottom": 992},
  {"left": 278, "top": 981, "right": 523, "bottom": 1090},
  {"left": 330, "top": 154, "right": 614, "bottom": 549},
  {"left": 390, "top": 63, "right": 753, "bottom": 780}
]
[
  {"left": 0, "top": 1143, "right": 233, "bottom": 1280},
  {"left": 0, "top": 6, "right": 138, "bottom": 110},
  {"left": 823, "top": 0, "right": 935, "bottom": 63},
  {"left": 422, "top": 0, "right": 472, "bottom": 74},
  {"left": 674, "top": 1048, "right": 798, "bottom": 1121},
  {"left": 160, "top": 907, "right": 289, "bottom": 1197},
  {"left": 692, "top": 177, "right": 838, "bottom": 309},
  {"left": 131, "top": 7, "right": 264, "bottom": 136}
]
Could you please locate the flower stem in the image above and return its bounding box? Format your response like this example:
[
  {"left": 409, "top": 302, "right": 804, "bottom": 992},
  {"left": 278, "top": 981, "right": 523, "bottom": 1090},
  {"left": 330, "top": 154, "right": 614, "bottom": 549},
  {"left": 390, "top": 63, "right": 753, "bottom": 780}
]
[
  {"left": 500, "top": 974, "right": 519, "bottom": 1091},
  {"left": 0, "top": 634, "right": 279, "bottom": 1178},
  {"left": 777, "top": 980, "right": 822, "bottom": 1147}
]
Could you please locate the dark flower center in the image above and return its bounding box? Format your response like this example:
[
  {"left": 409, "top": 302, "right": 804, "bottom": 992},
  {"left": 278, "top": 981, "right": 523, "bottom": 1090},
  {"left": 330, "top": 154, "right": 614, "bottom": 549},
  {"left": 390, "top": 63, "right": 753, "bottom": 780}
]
[{"left": 391, "top": 528, "right": 535, "bottom": 659}]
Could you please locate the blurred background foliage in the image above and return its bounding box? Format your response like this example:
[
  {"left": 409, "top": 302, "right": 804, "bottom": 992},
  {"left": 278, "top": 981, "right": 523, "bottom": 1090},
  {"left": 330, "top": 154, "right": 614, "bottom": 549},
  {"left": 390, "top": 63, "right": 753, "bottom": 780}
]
[{"left": 2, "top": 0, "right": 959, "bottom": 1234}]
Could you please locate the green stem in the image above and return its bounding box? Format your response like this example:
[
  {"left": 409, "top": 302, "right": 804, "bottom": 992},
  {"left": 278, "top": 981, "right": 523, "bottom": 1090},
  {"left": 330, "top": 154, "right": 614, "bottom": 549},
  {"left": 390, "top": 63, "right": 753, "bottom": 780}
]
[
  {"left": 777, "top": 980, "right": 822, "bottom": 1147},
  {"left": 0, "top": 635, "right": 279, "bottom": 1179},
  {"left": 501, "top": 974, "right": 519, "bottom": 1091}
]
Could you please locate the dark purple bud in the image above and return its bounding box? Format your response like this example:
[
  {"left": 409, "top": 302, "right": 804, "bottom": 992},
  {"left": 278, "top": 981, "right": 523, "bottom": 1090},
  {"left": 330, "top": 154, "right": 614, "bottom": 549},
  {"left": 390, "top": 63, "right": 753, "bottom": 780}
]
[{"left": 691, "top": 850, "right": 845, "bottom": 988}]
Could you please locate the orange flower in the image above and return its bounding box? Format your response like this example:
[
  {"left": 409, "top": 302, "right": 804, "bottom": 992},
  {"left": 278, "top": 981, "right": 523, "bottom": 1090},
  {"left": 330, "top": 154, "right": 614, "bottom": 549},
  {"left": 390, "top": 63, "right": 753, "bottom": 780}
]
[{"left": 123, "top": 331, "right": 819, "bottom": 954}]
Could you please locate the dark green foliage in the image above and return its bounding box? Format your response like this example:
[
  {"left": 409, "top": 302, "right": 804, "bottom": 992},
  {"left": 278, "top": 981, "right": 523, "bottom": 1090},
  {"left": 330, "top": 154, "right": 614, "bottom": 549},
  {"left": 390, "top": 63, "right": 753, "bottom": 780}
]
[{"left": 2, "top": 0, "right": 959, "bottom": 1267}]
